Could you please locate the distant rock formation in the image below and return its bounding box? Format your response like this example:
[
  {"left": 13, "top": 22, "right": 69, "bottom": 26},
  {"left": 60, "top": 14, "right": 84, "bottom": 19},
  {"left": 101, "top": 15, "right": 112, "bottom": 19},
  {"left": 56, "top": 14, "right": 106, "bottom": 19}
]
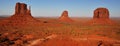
[
  {"left": 59, "top": 10, "right": 73, "bottom": 22},
  {"left": 88, "top": 7, "right": 115, "bottom": 25},
  {"left": 93, "top": 8, "right": 109, "bottom": 19},
  {"left": 10, "top": 2, "right": 34, "bottom": 21},
  {"left": 0, "top": 2, "right": 37, "bottom": 26},
  {"left": 9, "top": 2, "right": 37, "bottom": 25},
  {"left": 15, "top": 2, "right": 28, "bottom": 15}
]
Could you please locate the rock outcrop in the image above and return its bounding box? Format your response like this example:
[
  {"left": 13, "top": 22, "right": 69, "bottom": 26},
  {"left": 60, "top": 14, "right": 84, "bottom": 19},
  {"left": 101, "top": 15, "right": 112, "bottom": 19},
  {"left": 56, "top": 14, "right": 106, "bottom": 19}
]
[
  {"left": 15, "top": 2, "right": 28, "bottom": 15},
  {"left": 0, "top": 32, "right": 34, "bottom": 46},
  {"left": 59, "top": 10, "right": 73, "bottom": 22},
  {"left": 93, "top": 7, "right": 109, "bottom": 19},
  {"left": 0, "top": 2, "right": 37, "bottom": 26},
  {"left": 10, "top": 2, "right": 34, "bottom": 21},
  {"left": 87, "top": 7, "right": 115, "bottom": 25}
]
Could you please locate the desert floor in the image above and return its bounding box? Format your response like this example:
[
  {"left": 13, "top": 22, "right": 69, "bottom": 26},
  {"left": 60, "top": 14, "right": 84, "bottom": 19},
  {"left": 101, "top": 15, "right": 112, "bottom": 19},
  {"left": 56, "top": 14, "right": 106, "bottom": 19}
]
[{"left": 0, "top": 17, "right": 120, "bottom": 46}]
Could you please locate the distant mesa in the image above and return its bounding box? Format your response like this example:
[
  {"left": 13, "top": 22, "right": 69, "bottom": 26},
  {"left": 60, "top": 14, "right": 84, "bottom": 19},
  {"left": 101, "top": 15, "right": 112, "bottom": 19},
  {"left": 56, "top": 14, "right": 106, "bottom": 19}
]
[
  {"left": 0, "top": 2, "right": 37, "bottom": 26},
  {"left": 88, "top": 7, "right": 115, "bottom": 25},
  {"left": 59, "top": 10, "right": 73, "bottom": 22},
  {"left": 93, "top": 7, "right": 109, "bottom": 19},
  {"left": 10, "top": 2, "right": 35, "bottom": 21}
]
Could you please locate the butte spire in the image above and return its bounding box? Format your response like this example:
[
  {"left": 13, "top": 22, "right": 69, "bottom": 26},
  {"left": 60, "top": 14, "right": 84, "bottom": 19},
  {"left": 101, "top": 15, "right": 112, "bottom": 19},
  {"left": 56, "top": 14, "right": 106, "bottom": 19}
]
[{"left": 59, "top": 10, "right": 73, "bottom": 22}]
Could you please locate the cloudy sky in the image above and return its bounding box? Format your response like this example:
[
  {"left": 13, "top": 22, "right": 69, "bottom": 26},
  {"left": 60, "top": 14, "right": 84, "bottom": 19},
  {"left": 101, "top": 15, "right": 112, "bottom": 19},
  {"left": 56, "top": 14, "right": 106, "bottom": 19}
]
[{"left": 0, "top": 0, "right": 120, "bottom": 17}]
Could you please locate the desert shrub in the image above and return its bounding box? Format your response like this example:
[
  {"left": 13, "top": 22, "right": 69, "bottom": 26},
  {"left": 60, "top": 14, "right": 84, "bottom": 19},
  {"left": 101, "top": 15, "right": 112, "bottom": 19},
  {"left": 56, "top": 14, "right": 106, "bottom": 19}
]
[
  {"left": 96, "top": 34, "right": 106, "bottom": 36},
  {"left": 116, "top": 31, "right": 120, "bottom": 35}
]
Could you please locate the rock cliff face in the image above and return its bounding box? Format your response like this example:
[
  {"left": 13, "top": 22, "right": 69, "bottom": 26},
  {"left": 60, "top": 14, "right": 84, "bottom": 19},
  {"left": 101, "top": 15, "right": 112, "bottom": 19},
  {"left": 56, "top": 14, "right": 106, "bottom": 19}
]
[
  {"left": 11, "top": 2, "right": 34, "bottom": 21},
  {"left": 59, "top": 10, "right": 73, "bottom": 22},
  {"left": 14, "top": 2, "right": 31, "bottom": 15},
  {"left": 0, "top": 2, "right": 37, "bottom": 26},
  {"left": 61, "top": 10, "right": 68, "bottom": 17},
  {"left": 8, "top": 2, "right": 36, "bottom": 25},
  {"left": 88, "top": 7, "right": 114, "bottom": 25},
  {"left": 93, "top": 8, "right": 109, "bottom": 19}
]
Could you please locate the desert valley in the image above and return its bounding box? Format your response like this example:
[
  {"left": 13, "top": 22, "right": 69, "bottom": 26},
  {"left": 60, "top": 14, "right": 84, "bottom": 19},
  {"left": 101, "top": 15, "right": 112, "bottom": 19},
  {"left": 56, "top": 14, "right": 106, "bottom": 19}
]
[{"left": 0, "top": 2, "right": 120, "bottom": 46}]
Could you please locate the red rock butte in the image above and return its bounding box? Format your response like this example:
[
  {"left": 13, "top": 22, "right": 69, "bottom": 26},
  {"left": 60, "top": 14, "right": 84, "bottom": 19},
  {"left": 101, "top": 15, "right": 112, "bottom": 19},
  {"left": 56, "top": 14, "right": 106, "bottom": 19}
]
[
  {"left": 93, "top": 7, "right": 109, "bottom": 19},
  {"left": 0, "top": 2, "right": 37, "bottom": 26},
  {"left": 88, "top": 7, "right": 115, "bottom": 25},
  {"left": 10, "top": 2, "right": 35, "bottom": 21},
  {"left": 59, "top": 10, "right": 73, "bottom": 22}
]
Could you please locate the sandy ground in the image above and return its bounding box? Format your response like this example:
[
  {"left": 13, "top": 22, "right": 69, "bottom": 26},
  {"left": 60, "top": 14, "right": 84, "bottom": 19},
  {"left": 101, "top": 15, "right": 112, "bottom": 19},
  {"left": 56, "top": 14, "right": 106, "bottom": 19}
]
[{"left": 0, "top": 17, "right": 120, "bottom": 46}]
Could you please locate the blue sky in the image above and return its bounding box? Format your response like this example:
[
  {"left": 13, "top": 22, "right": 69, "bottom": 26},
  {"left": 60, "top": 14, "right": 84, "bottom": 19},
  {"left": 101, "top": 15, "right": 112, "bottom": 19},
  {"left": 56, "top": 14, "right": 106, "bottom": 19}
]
[{"left": 0, "top": 0, "right": 120, "bottom": 17}]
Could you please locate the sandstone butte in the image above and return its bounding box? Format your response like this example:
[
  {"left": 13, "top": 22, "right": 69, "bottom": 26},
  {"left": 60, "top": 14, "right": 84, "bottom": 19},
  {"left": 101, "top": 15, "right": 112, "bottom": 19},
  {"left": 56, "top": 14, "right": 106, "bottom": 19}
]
[
  {"left": 0, "top": 2, "right": 38, "bottom": 26},
  {"left": 88, "top": 7, "right": 115, "bottom": 25},
  {"left": 93, "top": 7, "right": 109, "bottom": 19},
  {"left": 59, "top": 10, "right": 73, "bottom": 22},
  {"left": 10, "top": 2, "right": 36, "bottom": 22}
]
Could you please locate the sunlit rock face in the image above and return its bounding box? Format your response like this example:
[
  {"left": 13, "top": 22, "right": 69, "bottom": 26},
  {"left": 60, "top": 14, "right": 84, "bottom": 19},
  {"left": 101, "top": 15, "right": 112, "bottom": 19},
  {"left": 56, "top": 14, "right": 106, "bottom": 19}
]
[
  {"left": 0, "top": 2, "right": 37, "bottom": 26},
  {"left": 11, "top": 2, "right": 34, "bottom": 20},
  {"left": 93, "top": 7, "right": 109, "bottom": 19},
  {"left": 86, "top": 7, "right": 115, "bottom": 25},
  {"left": 59, "top": 10, "right": 73, "bottom": 22},
  {"left": 15, "top": 2, "right": 27, "bottom": 15},
  {"left": 61, "top": 10, "right": 68, "bottom": 17},
  {"left": 9, "top": 2, "right": 37, "bottom": 22}
]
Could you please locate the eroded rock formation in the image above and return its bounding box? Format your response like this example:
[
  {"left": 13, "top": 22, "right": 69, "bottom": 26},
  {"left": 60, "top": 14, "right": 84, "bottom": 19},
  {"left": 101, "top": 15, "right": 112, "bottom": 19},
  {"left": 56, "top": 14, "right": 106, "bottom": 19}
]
[
  {"left": 93, "top": 7, "right": 109, "bottom": 19},
  {"left": 61, "top": 10, "right": 69, "bottom": 17},
  {"left": 14, "top": 2, "right": 31, "bottom": 15},
  {"left": 8, "top": 2, "right": 37, "bottom": 25},
  {"left": 87, "top": 7, "right": 115, "bottom": 25},
  {"left": 0, "top": 2, "right": 38, "bottom": 26},
  {"left": 59, "top": 10, "right": 73, "bottom": 22},
  {"left": 11, "top": 2, "right": 34, "bottom": 21}
]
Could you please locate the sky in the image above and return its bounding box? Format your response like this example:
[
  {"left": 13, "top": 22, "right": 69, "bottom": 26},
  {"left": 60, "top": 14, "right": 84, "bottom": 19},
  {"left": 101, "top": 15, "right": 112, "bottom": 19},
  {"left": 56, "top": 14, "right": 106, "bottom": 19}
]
[{"left": 0, "top": 0, "right": 120, "bottom": 17}]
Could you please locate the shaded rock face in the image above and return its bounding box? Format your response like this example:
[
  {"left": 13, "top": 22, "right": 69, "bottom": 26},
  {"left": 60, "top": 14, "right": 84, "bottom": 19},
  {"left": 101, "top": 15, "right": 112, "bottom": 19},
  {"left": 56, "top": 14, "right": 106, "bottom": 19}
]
[
  {"left": 61, "top": 11, "right": 68, "bottom": 17},
  {"left": 93, "top": 8, "right": 109, "bottom": 19},
  {"left": 0, "top": 32, "right": 34, "bottom": 46},
  {"left": 8, "top": 2, "right": 35, "bottom": 25},
  {"left": 14, "top": 2, "right": 31, "bottom": 16},
  {"left": 12, "top": 2, "right": 35, "bottom": 21},
  {"left": 59, "top": 10, "right": 73, "bottom": 22},
  {"left": 87, "top": 7, "right": 115, "bottom": 25},
  {"left": 0, "top": 2, "right": 37, "bottom": 26}
]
